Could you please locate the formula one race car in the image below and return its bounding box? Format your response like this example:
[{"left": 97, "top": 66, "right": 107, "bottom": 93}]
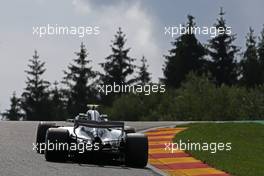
[{"left": 35, "top": 105, "right": 148, "bottom": 168}]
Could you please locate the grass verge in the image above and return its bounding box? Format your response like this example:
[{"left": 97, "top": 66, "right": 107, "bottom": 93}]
[{"left": 174, "top": 123, "right": 264, "bottom": 176}]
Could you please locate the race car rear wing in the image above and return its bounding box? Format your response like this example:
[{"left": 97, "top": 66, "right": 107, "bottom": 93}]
[{"left": 74, "top": 119, "right": 124, "bottom": 129}]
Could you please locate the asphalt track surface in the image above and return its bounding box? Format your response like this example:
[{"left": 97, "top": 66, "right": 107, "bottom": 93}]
[{"left": 0, "top": 121, "right": 183, "bottom": 176}]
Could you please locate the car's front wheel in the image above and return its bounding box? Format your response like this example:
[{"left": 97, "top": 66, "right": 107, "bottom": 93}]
[{"left": 124, "top": 126, "right": 136, "bottom": 134}]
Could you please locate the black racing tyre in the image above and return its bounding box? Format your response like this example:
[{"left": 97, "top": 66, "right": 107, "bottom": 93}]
[
  {"left": 125, "top": 133, "right": 148, "bottom": 168},
  {"left": 36, "top": 122, "right": 56, "bottom": 154},
  {"left": 124, "top": 126, "right": 136, "bottom": 134},
  {"left": 45, "top": 128, "right": 69, "bottom": 162}
]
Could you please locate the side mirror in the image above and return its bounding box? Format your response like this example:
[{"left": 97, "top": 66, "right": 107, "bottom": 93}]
[{"left": 100, "top": 114, "right": 108, "bottom": 121}]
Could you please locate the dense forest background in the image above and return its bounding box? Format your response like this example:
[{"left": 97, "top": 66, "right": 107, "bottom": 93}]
[{"left": 2, "top": 9, "right": 264, "bottom": 121}]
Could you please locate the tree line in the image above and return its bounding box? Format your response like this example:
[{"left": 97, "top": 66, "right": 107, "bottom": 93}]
[
  {"left": 2, "top": 8, "right": 264, "bottom": 121},
  {"left": 2, "top": 27, "right": 151, "bottom": 120},
  {"left": 163, "top": 9, "right": 264, "bottom": 88}
]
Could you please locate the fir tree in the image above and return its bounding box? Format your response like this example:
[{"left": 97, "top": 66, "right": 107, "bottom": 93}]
[
  {"left": 258, "top": 25, "right": 264, "bottom": 64},
  {"left": 207, "top": 8, "right": 239, "bottom": 86},
  {"left": 137, "top": 56, "right": 151, "bottom": 85},
  {"left": 21, "top": 50, "right": 50, "bottom": 120},
  {"left": 240, "top": 28, "right": 262, "bottom": 87},
  {"left": 258, "top": 25, "right": 264, "bottom": 82},
  {"left": 163, "top": 15, "right": 207, "bottom": 88},
  {"left": 99, "top": 28, "right": 136, "bottom": 105},
  {"left": 100, "top": 27, "right": 136, "bottom": 85},
  {"left": 2, "top": 92, "right": 23, "bottom": 121},
  {"left": 63, "top": 43, "right": 96, "bottom": 117},
  {"left": 49, "top": 81, "right": 67, "bottom": 120}
]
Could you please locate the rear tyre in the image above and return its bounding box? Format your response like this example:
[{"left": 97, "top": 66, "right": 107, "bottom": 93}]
[
  {"left": 36, "top": 122, "right": 56, "bottom": 154},
  {"left": 45, "top": 128, "right": 69, "bottom": 162},
  {"left": 125, "top": 133, "right": 148, "bottom": 168},
  {"left": 124, "top": 126, "right": 136, "bottom": 134}
]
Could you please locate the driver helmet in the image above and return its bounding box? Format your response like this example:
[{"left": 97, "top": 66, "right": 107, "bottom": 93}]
[{"left": 86, "top": 110, "right": 101, "bottom": 121}]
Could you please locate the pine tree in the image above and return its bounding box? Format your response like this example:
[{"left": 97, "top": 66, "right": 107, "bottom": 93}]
[
  {"left": 100, "top": 27, "right": 136, "bottom": 85},
  {"left": 2, "top": 92, "right": 23, "bottom": 121},
  {"left": 137, "top": 56, "right": 151, "bottom": 85},
  {"left": 49, "top": 81, "right": 67, "bottom": 120},
  {"left": 240, "top": 28, "right": 262, "bottom": 87},
  {"left": 99, "top": 28, "right": 136, "bottom": 105},
  {"left": 163, "top": 15, "right": 207, "bottom": 88},
  {"left": 258, "top": 25, "right": 264, "bottom": 82},
  {"left": 21, "top": 50, "right": 50, "bottom": 120},
  {"left": 63, "top": 42, "right": 96, "bottom": 117},
  {"left": 208, "top": 8, "right": 239, "bottom": 86}
]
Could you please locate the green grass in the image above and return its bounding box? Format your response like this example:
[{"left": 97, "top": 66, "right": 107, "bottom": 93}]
[{"left": 174, "top": 123, "right": 264, "bottom": 176}]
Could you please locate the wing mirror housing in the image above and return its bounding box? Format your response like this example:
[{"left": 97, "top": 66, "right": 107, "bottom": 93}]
[{"left": 100, "top": 114, "right": 108, "bottom": 121}]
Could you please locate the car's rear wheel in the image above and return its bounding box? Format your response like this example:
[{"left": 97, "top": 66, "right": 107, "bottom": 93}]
[
  {"left": 36, "top": 122, "right": 56, "bottom": 154},
  {"left": 45, "top": 128, "right": 69, "bottom": 162},
  {"left": 124, "top": 126, "right": 136, "bottom": 134},
  {"left": 125, "top": 133, "right": 148, "bottom": 168}
]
